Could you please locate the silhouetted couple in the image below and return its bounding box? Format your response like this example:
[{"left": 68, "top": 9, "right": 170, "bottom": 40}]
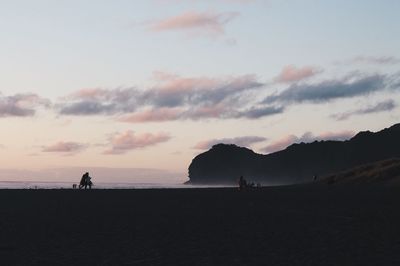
[
  {"left": 238, "top": 176, "right": 247, "bottom": 191},
  {"left": 238, "top": 175, "right": 258, "bottom": 191},
  {"left": 79, "top": 172, "right": 93, "bottom": 189}
]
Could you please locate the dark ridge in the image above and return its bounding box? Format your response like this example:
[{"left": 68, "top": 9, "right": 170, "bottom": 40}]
[{"left": 188, "top": 123, "right": 400, "bottom": 185}]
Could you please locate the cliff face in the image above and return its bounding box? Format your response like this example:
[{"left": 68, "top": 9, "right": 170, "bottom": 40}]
[{"left": 188, "top": 123, "right": 400, "bottom": 185}]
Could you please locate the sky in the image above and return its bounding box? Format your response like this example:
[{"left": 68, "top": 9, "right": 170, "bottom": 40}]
[{"left": 0, "top": 0, "right": 399, "bottom": 183}]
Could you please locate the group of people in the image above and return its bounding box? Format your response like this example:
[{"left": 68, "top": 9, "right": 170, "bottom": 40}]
[
  {"left": 79, "top": 172, "right": 93, "bottom": 189},
  {"left": 238, "top": 176, "right": 260, "bottom": 191}
]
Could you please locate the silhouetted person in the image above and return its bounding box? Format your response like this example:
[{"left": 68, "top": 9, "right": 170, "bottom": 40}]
[
  {"left": 313, "top": 175, "right": 318, "bottom": 182},
  {"left": 87, "top": 174, "right": 93, "bottom": 189},
  {"left": 79, "top": 172, "right": 93, "bottom": 189}
]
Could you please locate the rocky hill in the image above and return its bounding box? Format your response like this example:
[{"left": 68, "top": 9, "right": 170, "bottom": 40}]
[{"left": 188, "top": 123, "right": 400, "bottom": 185}]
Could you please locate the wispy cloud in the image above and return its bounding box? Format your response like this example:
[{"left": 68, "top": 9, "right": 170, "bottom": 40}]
[
  {"left": 235, "top": 106, "right": 284, "bottom": 119},
  {"left": 57, "top": 71, "right": 400, "bottom": 123},
  {"left": 0, "top": 93, "right": 50, "bottom": 117},
  {"left": 264, "top": 73, "right": 386, "bottom": 104},
  {"left": 332, "top": 99, "right": 396, "bottom": 120},
  {"left": 60, "top": 73, "right": 278, "bottom": 122},
  {"left": 42, "top": 141, "right": 86, "bottom": 154},
  {"left": 58, "top": 88, "right": 138, "bottom": 115},
  {"left": 274, "top": 65, "right": 321, "bottom": 83},
  {"left": 119, "top": 107, "right": 183, "bottom": 123},
  {"left": 104, "top": 131, "right": 171, "bottom": 154},
  {"left": 337, "top": 56, "right": 400, "bottom": 65},
  {"left": 148, "top": 11, "right": 238, "bottom": 38},
  {"left": 193, "top": 136, "right": 267, "bottom": 150},
  {"left": 261, "top": 131, "right": 355, "bottom": 153}
]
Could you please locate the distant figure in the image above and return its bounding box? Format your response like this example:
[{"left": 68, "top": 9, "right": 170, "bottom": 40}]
[
  {"left": 313, "top": 175, "right": 318, "bottom": 182},
  {"left": 79, "top": 172, "right": 93, "bottom": 189},
  {"left": 72, "top": 184, "right": 77, "bottom": 189},
  {"left": 238, "top": 176, "right": 246, "bottom": 191}
]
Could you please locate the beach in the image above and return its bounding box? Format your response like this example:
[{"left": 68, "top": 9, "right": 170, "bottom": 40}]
[{"left": 1, "top": 185, "right": 400, "bottom": 265}]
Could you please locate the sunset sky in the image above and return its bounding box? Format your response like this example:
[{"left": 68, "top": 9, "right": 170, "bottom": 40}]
[{"left": 1, "top": 0, "right": 399, "bottom": 183}]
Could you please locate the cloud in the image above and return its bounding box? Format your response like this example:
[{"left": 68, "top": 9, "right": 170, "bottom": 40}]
[
  {"left": 104, "top": 131, "right": 171, "bottom": 154},
  {"left": 0, "top": 93, "right": 50, "bottom": 117},
  {"left": 332, "top": 99, "right": 396, "bottom": 120},
  {"left": 141, "top": 73, "right": 265, "bottom": 120},
  {"left": 60, "top": 73, "right": 273, "bottom": 122},
  {"left": 42, "top": 141, "right": 86, "bottom": 154},
  {"left": 347, "top": 56, "right": 400, "bottom": 65},
  {"left": 118, "top": 107, "right": 183, "bottom": 123},
  {"left": 235, "top": 106, "right": 284, "bottom": 119},
  {"left": 148, "top": 11, "right": 238, "bottom": 37},
  {"left": 59, "top": 88, "right": 138, "bottom": 115},
  {"left": 145, "top": 73, "right": 262, "bottom": 107},
  {"left": 264, "top": 73, "right": 386, "bottom": 104},
  {"left": 274, "top": 65, "right": 321, "bottom": 83},
  {"left": 261, "top": 131, "right": 355, "bottom": 153},
  {"left": 194, "top": 136, "right": 267, "bottom": 150},
  {"left": 180, "top": 104, "right": 229, "bottom": 120}
]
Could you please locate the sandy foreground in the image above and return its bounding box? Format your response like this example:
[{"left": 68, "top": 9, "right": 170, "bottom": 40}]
[{"left": 1, "top": 185, "right": 400, "bottom": 266}]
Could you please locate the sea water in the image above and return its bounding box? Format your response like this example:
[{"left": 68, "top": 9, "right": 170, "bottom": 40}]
[{"left": 0, "top": 181, "right": 232, "bottom": 189}]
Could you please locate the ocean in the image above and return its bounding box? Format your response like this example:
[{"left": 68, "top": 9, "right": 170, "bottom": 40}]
[{"left": 0, "top": 181, "right": 232, "bottom": 189}]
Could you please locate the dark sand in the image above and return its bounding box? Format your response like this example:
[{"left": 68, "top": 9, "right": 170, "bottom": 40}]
[{"left": 1, "top": 185, "right": 400, "bottom": 265}]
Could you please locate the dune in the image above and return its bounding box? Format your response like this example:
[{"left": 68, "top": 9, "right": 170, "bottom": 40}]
[{"left": 322, "top": 158, "right": 400, "bottom": 185}]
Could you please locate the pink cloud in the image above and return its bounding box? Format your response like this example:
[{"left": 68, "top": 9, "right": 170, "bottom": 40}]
[
  {"left": 149, "top": 11, "right": 238, "bottom": 37},
  {"left": 274, "top": 65, "right": 321, "bottom": 83},
  {"left": 119, "top": 108, "right": 182, "bottom": 123},
  {"left": 261, "top": 130, "right": 355, "bottom": 153},
  {"left": 261, "top": 135, "right": 298, "bottom": 154},
  {"left": 148, "top": 73, "right": 262, "bottom": 106},
  {"left": 42, "top": 141, "right": 86, "bottom": 153},
  {"left": 194, "top": 136, "right": 267, "bottom": 150},
  {"left": 318, "top": 131, "right": 356, "bottom": 140},
  {"left": 70, "top": 88, "right": 108, "bottom": 100},
  {"left": 156, "top": 76, "right": 219, "bottom": 95},
  {"left": 105, "top": 131, "right": 171, "bottom": 154},
  {"left": 184, "top": 104, "right": 228, "bottom": 119}
]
